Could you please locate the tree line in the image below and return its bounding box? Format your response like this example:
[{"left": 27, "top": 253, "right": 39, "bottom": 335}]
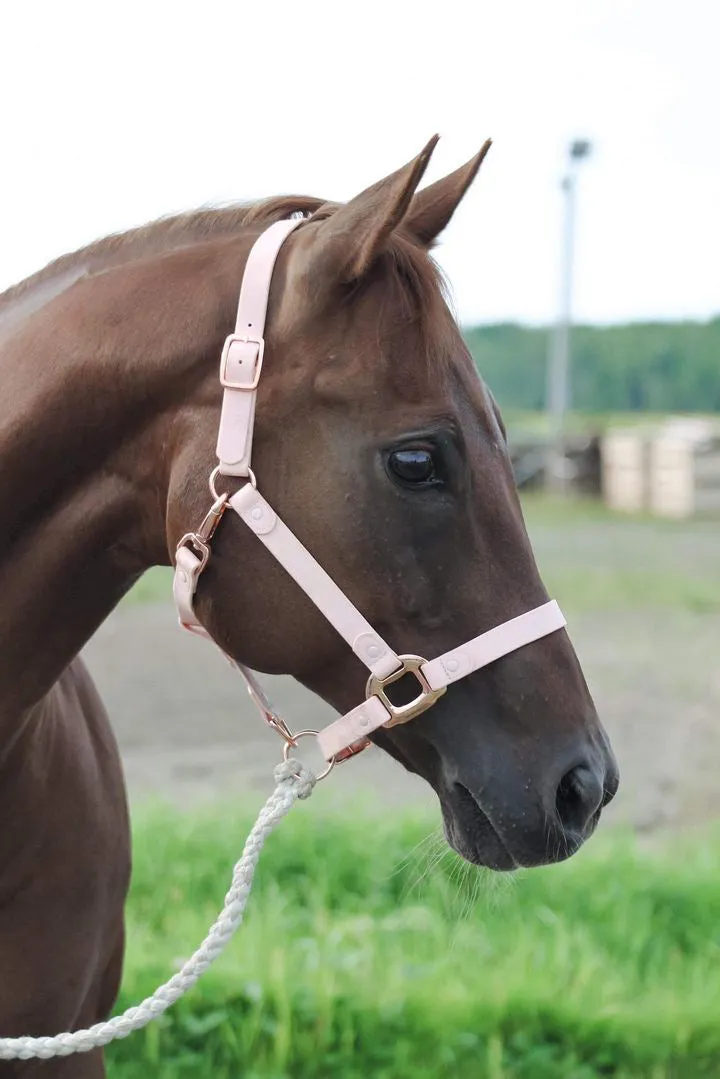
[{"left": 464, "top": 318, "right": 720, "bottom": 413}]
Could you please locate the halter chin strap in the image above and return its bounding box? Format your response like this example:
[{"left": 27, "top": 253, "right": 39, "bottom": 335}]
[{"left": 172, "top": 219, "right": 567, "bottom": 763}]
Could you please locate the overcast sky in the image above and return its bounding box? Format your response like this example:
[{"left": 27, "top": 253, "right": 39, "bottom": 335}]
[{"left": 1, "top": 0, "right": 717, "bottom": 326}]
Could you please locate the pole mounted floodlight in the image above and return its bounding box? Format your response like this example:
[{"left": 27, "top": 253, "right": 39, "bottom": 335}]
[
  {"left": 570, "top": 139, "right": 591, "bottom": 161},
  {"left": 546, "top": 138, "right": 593, "bottom": 492}
]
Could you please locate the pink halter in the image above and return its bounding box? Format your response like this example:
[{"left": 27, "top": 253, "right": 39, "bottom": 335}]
[{"left": 172, "top": 219, "right": 566, "bottom": 767}]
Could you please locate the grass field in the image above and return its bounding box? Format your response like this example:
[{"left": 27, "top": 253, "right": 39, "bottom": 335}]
[
  {"left": 501, "top": 410, "right": 718, "bottom": 439},
  {"left": 107, "top": 807, "right": 720, "bottom": 1078},
  {"left": 521, "top": 494, "right": 720, "bottom": 614}
]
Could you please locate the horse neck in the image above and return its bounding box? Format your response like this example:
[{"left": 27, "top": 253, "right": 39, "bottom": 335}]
[{"left": 0, "top": 242, "right": 235, "bottom": 714}]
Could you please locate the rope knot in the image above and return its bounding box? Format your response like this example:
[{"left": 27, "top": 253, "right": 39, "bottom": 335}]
[{"left": 273, "top": 758, "right": 317, "bottom": 799}]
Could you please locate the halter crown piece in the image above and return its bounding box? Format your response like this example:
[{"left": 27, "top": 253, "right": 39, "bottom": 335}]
[{"left": 172, "top": 219, "right": 566, "bottom": 770}]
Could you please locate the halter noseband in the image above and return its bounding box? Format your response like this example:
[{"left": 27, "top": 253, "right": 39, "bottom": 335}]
[{"left": 172, "top": 219, "right": 566, "bottom": 767}]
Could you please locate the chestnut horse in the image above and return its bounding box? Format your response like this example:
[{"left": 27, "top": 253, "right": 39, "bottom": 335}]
[{"left": 0, "top": 137, "right": 618, "bottom": 1076}]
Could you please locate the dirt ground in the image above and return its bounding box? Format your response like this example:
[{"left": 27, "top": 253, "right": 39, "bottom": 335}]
[{"left": 83, "top": 599, "right": 720, "bottom": 834}]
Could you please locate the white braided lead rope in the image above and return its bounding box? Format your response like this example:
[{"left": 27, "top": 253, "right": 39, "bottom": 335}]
[{"left": 0, "top": 759, "right": 316, "bottom": 1061}]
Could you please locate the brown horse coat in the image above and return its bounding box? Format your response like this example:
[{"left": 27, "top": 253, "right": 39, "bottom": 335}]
[{"left": 0, "top": 138, "right": 617, "bottom": 1075}]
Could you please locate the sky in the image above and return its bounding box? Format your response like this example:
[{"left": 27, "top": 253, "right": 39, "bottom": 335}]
[{"left": 1, "top": 0, "right": 717, "bottom": 327}]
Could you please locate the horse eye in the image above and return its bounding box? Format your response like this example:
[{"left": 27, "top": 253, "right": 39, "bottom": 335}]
[{"left": 387, "top": 448, "right": 438, "bottom": 487}]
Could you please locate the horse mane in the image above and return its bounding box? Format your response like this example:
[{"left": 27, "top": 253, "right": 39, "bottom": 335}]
[
  {"left": 0, "top": 196, "right": 328, "bottom": 309},
  {"left": 0, "top": 193, "right": 455, "bottom": 375}
]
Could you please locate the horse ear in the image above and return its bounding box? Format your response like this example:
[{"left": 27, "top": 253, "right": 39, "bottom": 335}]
[
  {"left": 405, "top": 139, "right": 492, "bottom": 246},
  {"left": 306, "top": 135, "right": 440, "bottom": 284}
]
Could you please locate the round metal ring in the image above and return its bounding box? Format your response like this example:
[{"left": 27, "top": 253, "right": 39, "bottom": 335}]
[
  {"left": 282, "top": 729, "right": 335, "bottom": 782},
  {"left": 209, "top": 466, "right": 257, "bottom": 501}
]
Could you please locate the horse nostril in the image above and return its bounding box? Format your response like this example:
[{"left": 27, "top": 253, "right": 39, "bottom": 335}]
[
  {"left": 601, "top": 766, "right": 620, "bottom": 808},
  {"left": 555, "top": 764, "right": 604, "bottom": 835}
]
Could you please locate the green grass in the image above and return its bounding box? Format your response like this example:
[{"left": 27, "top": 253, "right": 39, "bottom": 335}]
[
  {"left": 123, "top": 565, "right": 173, "bottom": 606},
  {"left": 502, "top": 410, "right": 718, "bottom": 440},
  {"left": 521, "top": 494, "right": 720, "bottom": 615},
  {"left": 107, "top": 808, "right": 720, "bottom": 1078}
]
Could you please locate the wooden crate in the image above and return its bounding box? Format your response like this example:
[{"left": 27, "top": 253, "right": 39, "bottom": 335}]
[
  {"left": 650, "top": 434, "right": 720, "bottom": 518},
  {"left": 601, "top": 432, "right": 651, "bottom": 513}
]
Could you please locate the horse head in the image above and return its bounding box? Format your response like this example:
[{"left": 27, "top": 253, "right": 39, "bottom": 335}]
[{"left": 166, "top": 137, "right": 619, "bottom": 869}]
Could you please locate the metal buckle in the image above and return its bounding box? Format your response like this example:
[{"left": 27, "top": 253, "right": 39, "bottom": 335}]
[
  {"left": 219, "top": 334, "right": 265, "bottom": 389},
  {"left": 366, "top": 654, "right": 447, "bottom": 728}
]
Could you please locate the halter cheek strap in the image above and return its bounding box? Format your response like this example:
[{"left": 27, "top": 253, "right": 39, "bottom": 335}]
[
  {"left": 230, "top": 485, "right": 401, "bottom": 679},
  {"left": 216, "top": 218, "right": 302, "bottom": 477},
  {"left": 172, "top": 220, "right": 567, "bottom": 764}
]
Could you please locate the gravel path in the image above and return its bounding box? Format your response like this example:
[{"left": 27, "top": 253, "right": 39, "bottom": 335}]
[{"left": 82, "top": 601, "right": 720, "bottom": 833}]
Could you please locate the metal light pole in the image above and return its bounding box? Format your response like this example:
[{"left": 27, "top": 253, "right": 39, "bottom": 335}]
[{"left": 546, "top": 138, "right": 592, "bottom": 493}]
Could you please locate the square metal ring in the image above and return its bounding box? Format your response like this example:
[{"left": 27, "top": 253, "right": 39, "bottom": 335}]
[{"left": 366, "top": 654, "right": 447, "bottom": 728}]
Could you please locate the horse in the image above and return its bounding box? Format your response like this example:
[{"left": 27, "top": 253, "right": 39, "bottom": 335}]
[{"left": 0, "top": 135, "right": 618, "bottom": 1075}]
